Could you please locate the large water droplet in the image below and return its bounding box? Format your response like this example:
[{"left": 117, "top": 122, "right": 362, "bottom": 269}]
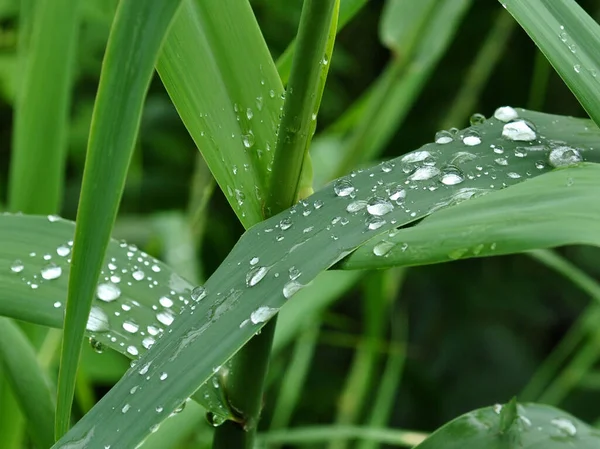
[
  {"left": 435, "top": 130, "right": 453, "bottom": 144},
  {"left": 401, "top": 151, "right": 432, "bottom": 164},
  {"left": 250, "top": 306, "right": 278, "bottom": 324},
  {"left": 366, "top": 216, "right": 386, "bottom": 230},
  {"left": 333, "top": 179, "right": 355, "bottom": 197},
  {"left": 346, "top": 200, "right": 367, "bottom": 213},
  {"left": 86, "top": 306, "right": 109, "bottom": 332},
  {"left": 242, "top": 131, "right": 255, "bottom": 148},
  {"left": 366, "top": 197, "right": 393, "bottom": 216},
  {"left": 548, "top": 146, "right": 582, "bottom": 168},
  {"left": 493, "top": 106, "right": 518, "bottom": 122},
  {"left": 246, "top": 266, "right": 269, "bottom": 287},
  {"left": 57, "top": 245, "right": 71, "bottom": 257},
  {"left": 191, "top": 286, "right": 207, "bottom": 302},
  {"left": 550, "top": 417, "right": 577, "bottom": 437},
  {"left": 123, "top": 320, "right": 139, "bottom": 334},
  {"left": 97, "top": 283, "right": 121, "bottom": 302},
  {"left": 279, "top": 218, "right": 293, "bottom": 230},
  {"left": 409, "top": 166, "right": 440, "bottom": 181},
  {"left": 41, "top": 263, "right": 62, "bottom": 280},
  {"left": 462, "top": 130, "right": 481, "bottom": 146},
  {"left": 283, "top": 281, "right": 303, "bottom": 299},
  {"left": 502, "top": 120, "right": 536, "bottom": 141},
  {"left": 439, "top": 165, "right": 464, "bottom": 185},
  {"left": 373, "top": 241, "right": 395, "bottom": 256},
  {"left": 157, "top": 310, "right": 174, "bottom": 326},
  {"left": 389, "top": 186, "right": 406, "bottom": 202}
]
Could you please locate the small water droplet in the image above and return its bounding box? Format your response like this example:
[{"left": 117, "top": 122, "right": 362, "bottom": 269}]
[
  {"left": 573, "top": 64, "right": 581, "bottom": 73},
  {"left": 132, "top": 270, "right": 145, "bottom": 281},
  {"left": 493, "top": 106, "right": 518, "bottom": 122},
  {"left": 439, "top": 165, "right": 464, "bottom": 186},
  {"left": 333, "top": 179, "right": 355, "bottom": 197},
  {"left": 381, "top": 161, "right": 394, "bottom": 173},
  {"left": 96, "top": 283, "right": 121, "bottom": 302},
  {"left": 495, "top": 157, "right": 508, "bottom": 166},
  {"left": 235, "top": 190, "right": 245, "bottom": 206},
  {"left": 366, "top": 216, "right": 386, "bottom": 230},
  {"left": 279, "top": 218, "right": 293, "bottom": 230},
  {"left": 469, "top": 113, "right": 486, "bottom": 125},
  {"left": 10, "top": 260, "right": 24, "bottom": 273},
  {"left": 250, "top": 306, "right": 278, "bottom": 324},
  {"left": 288, "top": 266, "right": 301, "bottom": 280},
  {"left": 373, "top": 241, "right": 395, "bottom": 256},
  {"left": 47, "top": 215, "right": 61, "bottom": 222},
  {"left": 435, "top": 130, "right": 453, "bottom": 144},
  {"left": 89, "top": 337, "right": 105, "bottom": 353},
  {"left": 159, "top": 372, "right": 168, "bottom": 381},
  {"left": 242, "top": 131, "right": 255, "bottom": 148},
  {"left": 389, "top": 186, "right": 406, "bottom": 202},
  {"left": 462, "top": 130, "right": 481, "bottom": 146},
  {"left": 250, "top": 257, "right": 259, "bottom": 266},
  {"left": 246, "top": 266, "right": 269, "bottom": 287},
  {"left": 156, "top": 310, "right": 174, "bottom": 326},
  {"left": 550, "top": 417, "right": 577, "bottom": 436},
  {"left": 127, "top": 346, "right": 139, "bottom": 356},
  {"left": 409, "top": 166, "right": 440, "bottom": 181},
  {"left": 159, "top": 296, "right": 173, "bottom": 308},
  {"left": 40, "top": 263, "right": 62, "bottom": 280},
  {"left": 246, "top": 108, "right": 253, "bottom": 120},
  {"left": 122, "top": 403, "right": 131, "bottom": 414},
  {"left": 346, "top": 200, "right": 367, "bottom": 213},
  {"left": 283, "top": 281, "right": 303, "bottom": 299},
  {"left": 502, "top": 120, "right": 536, "bottom": 141},
  {"left": 401, "top": 150, "right": 432, "bottom": 164},
  {"left": 57, "top": 245, "right": 71, "bottom": 257}
]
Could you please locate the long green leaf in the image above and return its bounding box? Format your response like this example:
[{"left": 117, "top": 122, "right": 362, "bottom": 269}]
[
  {"left": 55, "top": 0, "right": 184, "bottom": 439},
  {"left": 501, "top": 0, "right": 600, "bottom": 126},
  {"left": 51, "top": 108, "right": 600, "bottom": 448},
  {"left": 8, "top": 0, "right": 81, "bottom": 214},
  {"left": 157, "top": 0, "right": 283, "bottom": 228},
  {"left": 0, "top": 318, "right": 55, "bottom": 449},
  {"left": 414, "top": 401, "right": 600, "bottom": 448}
]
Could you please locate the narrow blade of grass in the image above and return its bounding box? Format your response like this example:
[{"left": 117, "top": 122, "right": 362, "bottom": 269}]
[
  {"left": 501, "top": 0, "right": 600, "bottom": 126},
  {"left": 0, "top": 317, "right": 55, "bottom": 449},
  {"left": 55, "top": 0, "right": 184, "bottom": 438}
]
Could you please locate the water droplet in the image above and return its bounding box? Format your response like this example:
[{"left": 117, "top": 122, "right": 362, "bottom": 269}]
[
  {"left": 548, "top": 146, "right": 582, "bottom": 168},
  {"left": 132, "top": 270, "right": 145, "bottom": 281},
  {"left": 409, "top": 166, "right": 440, "bottom": 181},
  {"left": 550, "top": 417, "right": 577, "bottom": 436},
  {"left": 493, "top": 404, "right": 503, "bottom": 414},
  {"left": 159, "top": 296, "right": 173, "bottom": 308},
  {"left": 462, "top": 130, "right": 481, "bottom": 146},
  {"left": 151, "top": 264, "right": 160, "bottom": 273},
  {"left": 89, "top": 337, "right": 105, "bottom": 353},
  {"left": 127, "top": 346, "right": 138, "bottom": 356},
  {"left": 389, "top": 186, "right": 406, "bottom": 202},
  {"left": 288, "top": 266, "right": 301, "bottom": 280},
  {"left": 333, "top": 179, "right": 355, "bottom": 197},
  {"left": 507, "top": 172, "right": 521, "bottom": 179},
  {"left": 235, "top": 190, "right": 245, "bottom": 206},
  {"left": 401, "top": 151, "right": 432, "bottom": 164},
  {"left": 191, "top": 286, "right": 207, "bottom": 302},
  {"left": 514, "top": 147, "right": 527, "bottom": 158},
  {"left": 242, "top": 132, "right": 255, "bottom": 148},
  {"left": 495, "top": 157, "right": 508, "bottom": 166},
  {"left": 96, "top": 283, "right": 121, "bottom": 302},
  {"left": 156, "top": 310, "right": 174, "bottom": 326},
  {"left": 246, "top": 108, "right": 253, "bottom": 120},
  {"left": 502, "top": 120, "right": 536, "bottom": 141},
  {"left": 159, "top": 372, "right": 168, "bottom": 381},
  {"left": 246, "top": 266, "right": 269, "bottom": 287},
  {"left": 57, "top": 245, "right": 71, "bottom": 257},
  {"left": 493, "top": 106, "right": 518, "bottom": 122},
  {"left": 373, "top": 241, "right": 395, "bottom": 256},
  {"left": 206, "top": 412, "right": 226, "bottom": 427},
  {"left": 122, "top": 320, "right": 139, "bottom": 334},
  {"left": 283, "top": 281, "right": 303, "bottom": 299},
  {"left": 367, "top": 197, "right": 393, "bottom": 216},
  {"left": 10, "top": 260, "right": 24, "bottom": 273},
  {"left": 54, "top": 301, "right": 61, "bottom": 308},
  {"left": 279, "top": 218, "right": 293, "bottom": 230},
  {"left": 366, "top": 216, "right": 386, "bottom": 230},
  {"left": 250, "top": 257, "right": 259, "bottom": 266},
  {"left": 47, "top": 215, "right": 60, "bottom": 222},
  {"left": 250, "top": 306, "right": 278, "bottom": 324},
  {"left": 122, "top": 403, "right": 131, "bottom": 414},
  {"left": 492, "top": 144, "right": 504, "bottom": 154},
  {"left": 346, "top": 200, "right": 367, "bottom": 213},
  {"left": 573, "top": 64, "right": 581, "bottom": 73},
  {"left": 381, "top": 161, "right": 394, "bottom": 173},
  {"left": 86, "top": 307, "right": 109, "bottom": 332},
  {"left": 313, "top": 199, "right": 324, "bottom": 209},
  {"left": 469, "top": 113, "right": 486, "bottom": 125},
  {"left": 435, "top": 130, "right": 453, "bottom": 144},
  {"left": 439, "top": 165, "right": 464, "bottom": 185},
  {"left": 40, "top": 263, "right": 62, "bottom": 280},
  {"left": 142, "top": 337, "right": 155, "bottom": 349}
]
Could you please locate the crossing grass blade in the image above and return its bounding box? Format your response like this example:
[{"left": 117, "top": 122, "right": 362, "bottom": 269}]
[
  {"left": 49, "top": 108, "right": 600, "bottom": 448},
  {"left": 157, "top": 0, "right": 283, "bottom": 229},
  {"left": 0, "top": 318, "right": 55, "bottom": 449},
  {"left": 501, "top": 0, "right": 600, "bottom": 126},
  {"left": 55, "top": 0, "right": 184, "bottom": 438}
]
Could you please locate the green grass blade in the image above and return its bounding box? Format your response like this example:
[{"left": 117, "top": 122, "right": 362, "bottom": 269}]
[
  {"left": 157, "top": 0, "right": 283, "bottom": 228},
  {"left": 268, "top": 0, "right": 339, "bottom": 215},
  {"left": 414, "top": 401, "right": 600, "bottom": 448},
  {"left": 55, "top": 0, "right": 184, "bottom": 438},
  {"left": 501, "top": 0, "right": 600, "bottom": 126},
  {"left": 7, "top": 0, "right": 81, "bottom": 214},
  {"left": 47, "top": 108, "right": 600, "bottom": 448},
  {"left": 0, "top": 318, "right": 55, "bottom": 449},
  {"left": 276, "top": 0, "right": 368, "bottom": 84}
]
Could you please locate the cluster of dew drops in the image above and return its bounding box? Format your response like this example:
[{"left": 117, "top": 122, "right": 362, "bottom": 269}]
[{"left": 323, "top": 106, "right": 584, "bottom": 258}]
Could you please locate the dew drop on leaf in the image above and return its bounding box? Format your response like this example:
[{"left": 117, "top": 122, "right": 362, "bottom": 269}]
[
  {"left": 333, "top": 179, "right": 355, "bottom": 197},
  {"left": 86, "top": 306, "right": 109, "bottom": 332},
  {"left": 548, "top": 146, "right": 583, "bottom": 168},
  {"left": 409, "top": 166, "right": 440, "bottom": 181},
  {"left": 502, "top": 120, "right": 536, "bottom": 141},
  {"left": 366, "top": 197, "right": 394, "bottom": 216},
  {"left": 439, "top": 165, "right": 464, "bottom": 186},
  {"left": 96, "top": 283, "right": 121, "bottom": 302},
  {"left": 493, "top": 106, "right": 518, "bottom": 122},
  {"left": 462, "top": 130, "right": 481, "bottom": 146},
  {"left": 246, "top": 266, "right": 269, "bottom": 287},
  {"left": 250, "top": 306, "right": 278, "bottom": 324},
  {"left": 191, "top": 286, "right": 207, "bottom": 302},
  {"left": 373, "top": 241, "right": 395, "bottom": 256},
  {"left": 434, "top": 130, "right": 453, "bottom": 144},
  {"left": 10, "top": 259, "right": 24, "bottom": 273},
  {"left": 283, "top": 281, "right": 303, "bottom": 299}
]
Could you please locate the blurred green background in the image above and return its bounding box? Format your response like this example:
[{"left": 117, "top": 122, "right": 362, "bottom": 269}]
[{"left": 2, "top": 0, "right": 600, "bottom": 446}]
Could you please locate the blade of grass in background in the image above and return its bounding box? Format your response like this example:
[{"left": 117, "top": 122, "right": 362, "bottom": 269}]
[
  {"left": 157, "top": 0, "right": 283, "bottom": 229},
  {"left": 48, "top": 110, "right": 595, "bottom": 448},
  {"left": 527, "top": 50, "right": 552, "bottom": 110},
  {"left": 521, "top": 250, "right": 600, "bottom": 402},
  {"left": 55, "top": 0, "right": 184, "bottom": 438},
  {"left": 0, "top": 318, "right": 55, "bottom": 449},
  {"left": 501, "top": 0, "right": 600, "bottom": 126},
  {"left": 276, "top": 0, "right": 368, "bottom": 84},
  {"left": 440, "top": 9, "right": 515, "bottom": 129}
]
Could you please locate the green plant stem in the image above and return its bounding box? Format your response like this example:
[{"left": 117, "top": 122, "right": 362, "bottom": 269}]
[
  {"left": 212, "top": 2, "right": 338, "bottom": 447},
  {"left": 267, "top": 0, "right": 338, "bottom": 215}
]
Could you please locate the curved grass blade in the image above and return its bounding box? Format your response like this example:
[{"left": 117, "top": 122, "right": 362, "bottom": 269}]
[
  {"left": 55, "top": 0, "right": 184, "bottom": 438},
  {"left": 51, "top": 107, "right": 600, "bottom": 448},
  {"left": 414, "top": 401, "right": 600, "bottom": 448},
  {"left": 8, "top": 0, "right": 81, "bottom": 214},
  {"left": 157, "top": 0, "right": 283, "bottom": 228},
  {"left": 0, "top": 318, "right": 55, "bottom": 449},
  {"left": 501, "top": 0, "right": 600, "bottom": 126}
]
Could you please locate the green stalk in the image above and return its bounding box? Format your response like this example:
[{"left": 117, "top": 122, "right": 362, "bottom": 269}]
[{"left": 212, "top": 1, "right": 338, "bottom": 447}]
